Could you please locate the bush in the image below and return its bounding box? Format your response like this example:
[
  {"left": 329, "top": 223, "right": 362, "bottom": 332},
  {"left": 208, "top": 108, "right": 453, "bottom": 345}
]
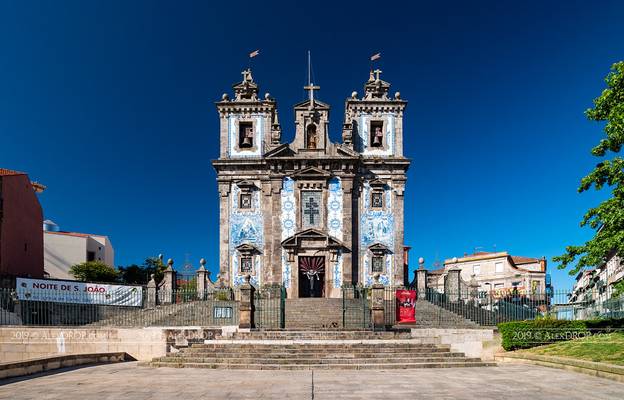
[
  {"left": 498, "top": 319, "right": 588, "bottom": 351},
  {"left": 69, "top": 261, "right": 119, "bottom": 283}
]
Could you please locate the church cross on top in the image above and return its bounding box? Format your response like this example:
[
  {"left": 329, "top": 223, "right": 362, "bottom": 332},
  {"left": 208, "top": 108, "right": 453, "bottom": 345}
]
[
  {"left": 304, "top": 83, "right": 320, "bottom": 106},
  {"left": 373, "top": 69, "right": 383, "bottom": 81}
]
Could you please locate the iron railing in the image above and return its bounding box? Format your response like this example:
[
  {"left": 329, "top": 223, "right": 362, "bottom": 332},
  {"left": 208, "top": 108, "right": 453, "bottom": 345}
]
[
  {"left": 0, "top": 288, "right": 238, "bottom": 327},
  {"left": 253, "top": 285, "right": 285, "bottom": 329},
  {"left": 341, "top": 286, "right": 371, "bottom": 329}
]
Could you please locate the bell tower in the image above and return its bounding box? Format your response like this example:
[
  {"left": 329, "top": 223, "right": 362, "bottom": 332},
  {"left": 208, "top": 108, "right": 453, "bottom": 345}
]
[
  {"left": 292, "top": 83, "right": 331, "bottom": 153},
  {"left": 344, "top": 69, "right": 406, "bottom": 157},
  {"left": 216, "top": 69, "right": 281, "bottom": 159}
]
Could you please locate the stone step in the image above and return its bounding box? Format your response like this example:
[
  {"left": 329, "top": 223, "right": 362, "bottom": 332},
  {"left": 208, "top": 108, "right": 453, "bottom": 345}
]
[
  {"left": 147, "top": 361, "right": 496, "bottom": 370},
  {"left": 178, "top": 349, "right": 456, "bottom": 358},
  {"left": 156, "top": 356, "right": 481, "bottom": 364},
  {"left": 189, "top": 343, "right": 448, "bottom": 350}
]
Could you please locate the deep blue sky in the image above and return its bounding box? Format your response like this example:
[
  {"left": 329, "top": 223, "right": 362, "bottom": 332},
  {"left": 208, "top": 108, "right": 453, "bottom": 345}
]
[{"left": 1, "top": 1, "right": 623, "bottom": 289}]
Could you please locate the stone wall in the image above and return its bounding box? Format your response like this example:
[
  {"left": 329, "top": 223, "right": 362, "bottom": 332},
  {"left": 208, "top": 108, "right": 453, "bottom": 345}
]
[{"left": 0, "top": 327, "right": 219, "bottom": 363}]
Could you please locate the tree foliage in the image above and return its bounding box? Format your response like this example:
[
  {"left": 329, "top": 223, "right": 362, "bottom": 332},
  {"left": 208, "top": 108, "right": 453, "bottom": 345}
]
[
  {"left": 69, "top": 261, "right": 119, "bottom": 283},
  {"left": 554, "top": 62, "right": 624, "bottom": 275},
  {"left": 118, "top": 257, "right": 168, "bottom": 284}
]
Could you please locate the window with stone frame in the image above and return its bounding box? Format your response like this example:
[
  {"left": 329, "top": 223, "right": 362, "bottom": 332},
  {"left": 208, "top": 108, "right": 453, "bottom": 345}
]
[
  {"left": 239, "top": 121, "right": 254, "bottom": 148},
  {"left": 371, "top": 191, "right": 384, "bottom": 209},
  {"left": 370, "top": 121, "right": 384, "bottom": 147},
  {"left": 239, "top": 193, "right": 252, "bottom": 209},
  {"left": 240, "top": 256, "right": 253, "bottom": 274},
  {"left": 372, "top": 255, "right": 384, "bottom": 273}
]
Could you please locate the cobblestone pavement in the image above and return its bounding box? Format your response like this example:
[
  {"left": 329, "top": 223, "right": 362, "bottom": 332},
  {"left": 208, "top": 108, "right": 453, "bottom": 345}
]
[{"left": 1, "top": 362, "right": 623, "bottom": 399}]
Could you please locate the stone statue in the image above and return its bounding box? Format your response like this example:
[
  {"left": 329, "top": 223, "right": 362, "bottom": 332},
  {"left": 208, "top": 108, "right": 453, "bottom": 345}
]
[{"left": 306, "top": 125, "right": 317, "bottom": 149}]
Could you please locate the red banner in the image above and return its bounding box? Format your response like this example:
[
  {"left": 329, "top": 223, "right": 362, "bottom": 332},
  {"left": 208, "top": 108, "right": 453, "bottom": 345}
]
[{"left": 395, "top": 289, "right": 416, "bottom": 324}]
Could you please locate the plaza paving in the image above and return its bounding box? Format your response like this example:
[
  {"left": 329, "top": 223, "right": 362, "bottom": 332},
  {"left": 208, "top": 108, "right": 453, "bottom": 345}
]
[{"left": 1, "top": 362, "right": 623, "bottom": 399}]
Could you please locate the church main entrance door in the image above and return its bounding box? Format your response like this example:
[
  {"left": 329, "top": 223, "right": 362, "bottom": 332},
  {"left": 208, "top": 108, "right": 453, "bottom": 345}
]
[{"left": 298, "top": 256, "right": 325, "bottom": 298}]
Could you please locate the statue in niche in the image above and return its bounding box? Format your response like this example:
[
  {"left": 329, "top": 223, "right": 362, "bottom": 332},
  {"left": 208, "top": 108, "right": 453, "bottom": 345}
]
[
  {"left": 306, "top": 124, "right": 317, "bottom": 149},
  {"left": 372, "top": 124, "right": 384, "bottom": 147}
]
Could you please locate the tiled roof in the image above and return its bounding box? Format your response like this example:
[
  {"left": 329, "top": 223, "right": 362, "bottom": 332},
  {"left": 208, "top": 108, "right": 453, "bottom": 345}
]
[
  {"left": 44, "top": 231, "right": 106, "bottom": 239},
  {"left": 511, "top": 255, "right": 540, "bottom": 264},
  {"left": 0, "top": 168, "right": 26, "bottom": 176}
]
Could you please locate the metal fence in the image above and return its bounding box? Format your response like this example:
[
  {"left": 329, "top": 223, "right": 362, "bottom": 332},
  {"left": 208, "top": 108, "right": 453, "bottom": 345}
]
[
  {"left": 382, "top": 287, "right": 624, "bottom": 327},
  {"left": 0, "top": 288, "right": 239, "bottom": 327},
  {"left": 341, "top": 286, "right": 371, "bottom": 329},
  {"left": 253, "top": 285, "right": 285, "bottom": 329}
]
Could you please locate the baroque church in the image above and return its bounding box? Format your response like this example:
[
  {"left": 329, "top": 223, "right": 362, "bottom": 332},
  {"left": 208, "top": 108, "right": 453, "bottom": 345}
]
[{"left": 212, "top": 67, "right": 410, "bottom": 298}]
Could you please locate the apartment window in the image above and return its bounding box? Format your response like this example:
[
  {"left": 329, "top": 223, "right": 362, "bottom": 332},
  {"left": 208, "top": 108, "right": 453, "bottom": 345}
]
[
  {"left": 494, "top": 283, "right": 504, "bottom": 289},
  {"left": 87, "top": 251, "right": 96, "bottom": 262},
  {"left": 372, "top": 255, "right": 384, "bottom": 273},
  {"left": 473, "top": 264, "right": 480, "bottom": 275},
  {"left": 495, "top": 262, "right": 504, "bottom": 274}
]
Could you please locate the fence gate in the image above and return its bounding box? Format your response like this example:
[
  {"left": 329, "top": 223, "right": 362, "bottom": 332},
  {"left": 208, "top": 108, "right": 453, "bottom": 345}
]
[
  {"left": 341, "top": 286, "right": 371, "bottom": 329},
  {"left": 253, "top": 285, "right": 285, "bottom": 329}
]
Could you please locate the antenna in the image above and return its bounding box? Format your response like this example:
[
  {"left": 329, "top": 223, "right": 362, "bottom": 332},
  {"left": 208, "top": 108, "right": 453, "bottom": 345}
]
[{"left": 307, "top": 50, "right": 311, "bottom": 86}]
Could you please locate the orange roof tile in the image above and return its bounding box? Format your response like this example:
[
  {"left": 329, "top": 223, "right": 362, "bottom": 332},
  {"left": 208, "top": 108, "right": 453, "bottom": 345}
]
[{"left": 0, "top": 168, "right": 26, "bottom": 176}]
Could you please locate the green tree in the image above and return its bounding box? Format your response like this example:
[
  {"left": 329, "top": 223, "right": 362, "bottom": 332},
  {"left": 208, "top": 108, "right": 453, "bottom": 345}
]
[
  {"left": 118, "top": 264, "right": 150, "bottom": 284},
  {"left": 554, "top": 61, "right": 624, "bottom": 275},
  {"left": 69, "top": 261, "right": 119, "bottom": 283},
  {"left": 143, "top": 256, "right": 167, "bottom": 283}
]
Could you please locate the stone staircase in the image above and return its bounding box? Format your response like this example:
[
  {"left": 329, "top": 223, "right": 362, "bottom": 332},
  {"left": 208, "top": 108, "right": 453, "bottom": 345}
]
[
  {"left": 411, "top": 300, "right": 480, "bottom": 328},
  {"left": 145, "top": 330, "right": 496, "bottom": 370},
  {"left": 285, "top": 298, "right": 345, "bottom": 329}
]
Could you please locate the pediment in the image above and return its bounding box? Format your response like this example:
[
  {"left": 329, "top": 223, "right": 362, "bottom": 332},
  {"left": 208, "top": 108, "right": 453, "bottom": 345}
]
[
  {"left": 368, "top": 242, "right": 392, "bottom": 254},
  {"left": 235, "top": 243, "right": 262, "bottom": 254},
  {"left": 292, "top": 166, "right": 332, "bottom": 180},
  {"left": 281, "top": 229, "right": 350, "bottom": 252},
  {"left": 236, "top": 180, "right": 259, "bottom": 190},
  {"left": 265, "top": 144, "right": 294, "bottom": 158},
  {"left": 293, "top": 99, "right": 330, "bottom": 110},
  {"left": 369, "top": 178, "right": 387, "bottom": 189}
]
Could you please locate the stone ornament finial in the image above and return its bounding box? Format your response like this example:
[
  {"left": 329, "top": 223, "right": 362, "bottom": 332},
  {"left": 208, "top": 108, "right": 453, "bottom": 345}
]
[
  {"left": 264, "top": 93, "right": 271, "bottom": 100},
  {"left": 222, "top": 93, "right": 229, "bottom": 101},
  {"left": 351, "top": 91, "right": 358, "bottom": 99},
  {"left": 200, "top": 258, "right": 206, "bottom": 267},
  {"left": 167, "top": 258, "right": 174, "bottom": 267},
  {"left": 158, "top": 254, "right": 163, "bottom": 261},
  {"left": 395, "top": 92, "right": 401, "bottom": 99},
  {"left": 418, "top": 257, "right": 425, "bottom": 270}
]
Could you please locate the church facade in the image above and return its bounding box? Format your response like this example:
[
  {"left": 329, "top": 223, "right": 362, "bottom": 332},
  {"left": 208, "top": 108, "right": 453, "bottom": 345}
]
[{"left": 212, "top": 68, "right": 410, "bottom": 298}]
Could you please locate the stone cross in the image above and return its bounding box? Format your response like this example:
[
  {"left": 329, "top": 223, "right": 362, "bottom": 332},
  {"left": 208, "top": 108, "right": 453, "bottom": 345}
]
[
  {"left": 304, "top": 83, "right": 320, "bottom": 105},
  {"left": 304, "top": 197, "right": 320, "bottom": 224},
  {"left": 374, "top": 69, "right": 382, "bottom": 81}
]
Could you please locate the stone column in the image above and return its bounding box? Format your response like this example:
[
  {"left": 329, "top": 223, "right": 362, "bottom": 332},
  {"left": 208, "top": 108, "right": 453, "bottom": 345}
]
[
  {"left": 270, "top": 178, "right": 283, "bottom": 286},
  {"left": 160, "top": 259, "right": 175, "bottom": 304},
  {"left": 239, "top": 275, "right": 255, "bottom": 329},
  {"left": 392, "top": 179, "right": 406, "bottom": 286},
  {"left": 341, "top": 178, "right": 354, "bottom": 286},
  {"left": 196, "top": 258, "right": 207, "bottom": 300},
  {"left": 416, "top": 257, "right": 427, "bottom": 300},
  {"left": 468, "top": 274, "right": 480, "bottom": 303},
  {"left": 218, "top": 181, "right": 231, "bottom": 286},
  {"left": 371, "top": 274, "right": 385, "bottom": 331},
  {"left": 445, "top": 269, "right": 461, "bottom": 302},
  {"left": 146, "top": 274, "right": 157, "bottom": 308}
]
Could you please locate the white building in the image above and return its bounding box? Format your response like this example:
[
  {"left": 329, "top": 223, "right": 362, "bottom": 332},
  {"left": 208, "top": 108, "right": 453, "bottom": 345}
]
[
  {"left": 429, "top": 251, "right": 549, "bottom": 296},
  {"left": 43, "top": 220, "right": 115, "bottom": 280}
]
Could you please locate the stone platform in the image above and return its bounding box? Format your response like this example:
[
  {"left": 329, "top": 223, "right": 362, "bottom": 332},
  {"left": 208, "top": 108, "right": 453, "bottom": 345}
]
[{"left": 145, "top": 330, "right": 495, "bottom": 370}]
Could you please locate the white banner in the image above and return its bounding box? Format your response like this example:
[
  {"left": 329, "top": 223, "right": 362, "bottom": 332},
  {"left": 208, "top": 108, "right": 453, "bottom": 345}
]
[{"left": 16, "top": 278, "right": 143, "bottom": 307}]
